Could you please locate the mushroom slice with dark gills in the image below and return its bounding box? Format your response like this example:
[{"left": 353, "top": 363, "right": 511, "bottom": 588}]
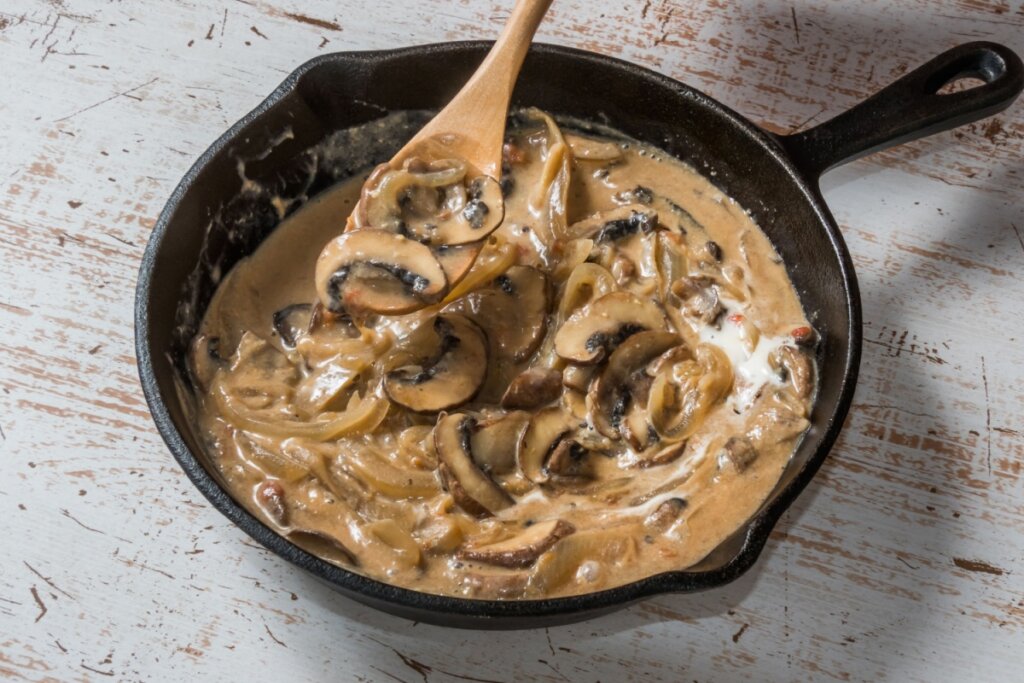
[
  {"left": 461, "top": 265, "right": 550, "bottom": 362},
  {"left": 648, "top": 343, "right": 734, "bottom": 442},
  {"left": 589, "top": 331, "right": 682, "bottom": 441},
  {"left": 554, "top": 291, "right": 667, "bottom": 365},
  {"left": 271, "top": 303, "right": 312, "bottom": 349},
  {"left": 518, "top": 406, "right": 591, "bottom": 484},
  {"left": 306, "top": 301, "right": 361, "bottom": 339},
  {"left": 356, "top": 157, "right": 505, "bottom": 246},
  {"left": 566, "top": 204, "right": 659, "bottom": 243},
  {"left": 544, "top": 438, "right": 596, "bottom": 480},
  {"left": 458, "top": 519, "right": 576, "bottom": 568},
  {"left": 315, "top": 229, "right": 447, "bottom": 316},
  {"left": 434, "top": 412, "right": 514, "bottom": 518},
  {"left": 383, "top": 314, "right": 487, "bottom": 413}
]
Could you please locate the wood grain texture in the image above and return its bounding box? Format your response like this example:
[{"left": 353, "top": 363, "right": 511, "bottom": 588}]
[{"left": 0, "top": 0, "right": 1021, "bottom": 681}]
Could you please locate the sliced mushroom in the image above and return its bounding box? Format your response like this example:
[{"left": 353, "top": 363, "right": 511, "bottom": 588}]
[
  {"left": 620, "top": 408, "right": 657, "bottom": 451},
  {"left": 589, "top": 330, "right": 682, "bottom": 439},
  {"left": 384, "top": 314, "right": 487, "bottom": 413},
  {"left": 517, "top": 407, "right": 581, "bottom": 483},
  {"left": 458, "top": 519, "right": 576, "bottom": 568},
  {"left": 643, "top": 497, "right": 687, "bottom": 533},
  {"left": 501, "top": 368, "right": 562, "bottom": 410},
  {"left": 307, "top": 301, "right": 361, "bottom": 338},
  {"left": 671, "top": 276, "right": 724, "bottom": 327},
  {"left": 719, "top": 435, "right": 757, "bottom": 472},
  {"left": 469, "top": 411, "right": 530, "bottom": 475},
  {"left": 315, "top": 229, "right": 447, "bottom": 315},
  {"left": 356, "top": 158, "right": 505, "bottom": 246},
  {"left": 545, "top": 438, "right": 595, "bottom": 480},
  {"left": 462, "top": 265, "right": 549, "bottom": 362},
  {"left": 554, "top": 291, "right": 667, "bottom": 364},
  {"left": 562, "top": 364, "right": 596, "bottom": 393},
  {"left": 434, "top": 412, "right": 514, "bottom": 517},
  {"left": 769, "top": 345, "right": 815, "bottom": 399},
  {"left": 356, "top": 160, "right": 463, "bottom": 231},
  {"left": 272, "top": 303, "right": 313, "bottom": 348},
  {"left": 566, "top": 204, "right": 658, "bottom": 243}
]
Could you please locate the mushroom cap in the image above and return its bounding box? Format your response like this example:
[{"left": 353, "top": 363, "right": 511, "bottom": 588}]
[
  {"left": 434, "top": 412, "right": 514, "bottom": 517},
  {"left": 554, "top": 291, "right": 667, "bottom": 364},
  {"left": 469, "top": 411, "right": 530, "bottom": 475},
  {"left": 501, "top": 368, "right": 563, "bottom": 410},
  {"left": 589, "top": 330, "right": 682, "bottom": 439},
  {"left": 384, "top": 314, "right": 488, "bottom": 414},
  {"left": 465, "top": 265, "right": 550, "bottom": 362},
  {"left": 315, "top": 229, "right": 448, "bottom": 315},
  {"left": 566, "top": 204, "right": 659, "bottom": 243}
]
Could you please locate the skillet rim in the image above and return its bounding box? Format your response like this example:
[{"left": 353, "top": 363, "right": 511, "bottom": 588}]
[{"left": 135, "top": 40, "right": 861, "bottom": 626}]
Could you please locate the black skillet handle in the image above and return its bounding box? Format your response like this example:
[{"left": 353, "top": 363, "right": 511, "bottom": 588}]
[{"left": 778, "top": 42, "right": 1024, "bottom": 180}]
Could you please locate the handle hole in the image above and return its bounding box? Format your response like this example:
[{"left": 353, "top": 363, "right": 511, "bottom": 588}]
[{"left": 936, "top": 76, "right": 988, "bottom": 95}]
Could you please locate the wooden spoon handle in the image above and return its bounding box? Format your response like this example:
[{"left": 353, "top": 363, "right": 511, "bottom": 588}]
[{"left": 398, "top": 0, "right": 555, "bottom": 177}]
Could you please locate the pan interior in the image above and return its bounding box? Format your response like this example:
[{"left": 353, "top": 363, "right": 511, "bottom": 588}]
[{"left": 139, "top": 43, "right": 855, "bottom": 619}]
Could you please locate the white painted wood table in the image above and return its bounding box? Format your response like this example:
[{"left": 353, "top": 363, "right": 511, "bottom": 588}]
[{"left": 1, "top": 0, "right": 1022, "bottom": 680}]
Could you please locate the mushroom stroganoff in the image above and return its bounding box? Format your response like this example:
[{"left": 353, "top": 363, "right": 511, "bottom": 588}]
[{"left": 190, "top": 109, "right": 817, "bottom": 599}]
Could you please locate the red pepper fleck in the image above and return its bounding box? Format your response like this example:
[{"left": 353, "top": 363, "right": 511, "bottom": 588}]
[
  {"left": 790, "top": 326, "right": 816, "bottom": 346},
  {"left": 728, "top": 313, "right": 745, "bottom": 324}
]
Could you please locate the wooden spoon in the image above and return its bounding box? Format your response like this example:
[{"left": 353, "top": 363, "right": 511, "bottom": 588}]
[{"left": 391, "top": 0, "right": 555, "bottom": 179}]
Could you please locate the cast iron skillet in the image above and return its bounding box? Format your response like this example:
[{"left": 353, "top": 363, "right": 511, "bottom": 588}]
[{"left": 135, "top": 41, "right": 1023, "bottom": 629}]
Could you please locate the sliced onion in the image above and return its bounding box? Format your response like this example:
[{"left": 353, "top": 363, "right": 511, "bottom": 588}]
[{"left": 215, "top": 382, "right": 389, "bottom": 442}]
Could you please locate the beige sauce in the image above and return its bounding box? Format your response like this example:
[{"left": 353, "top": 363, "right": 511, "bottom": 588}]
[{"left": 190, "top": 110, "right": 816, "bottom": 599}]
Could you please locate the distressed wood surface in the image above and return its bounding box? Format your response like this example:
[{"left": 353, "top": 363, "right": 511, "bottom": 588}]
[{"left": 1, "top": 0, "right": 1022, "bottom": 680}]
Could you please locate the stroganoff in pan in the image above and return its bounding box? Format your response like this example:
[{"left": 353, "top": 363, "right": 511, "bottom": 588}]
[{"left": 189, "top": 109, "right": 817, "bottom": 599}]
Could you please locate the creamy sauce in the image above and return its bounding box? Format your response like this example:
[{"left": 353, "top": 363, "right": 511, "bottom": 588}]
[{"left": 189, "top": 111, "right": 816, "bottom": 599}]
